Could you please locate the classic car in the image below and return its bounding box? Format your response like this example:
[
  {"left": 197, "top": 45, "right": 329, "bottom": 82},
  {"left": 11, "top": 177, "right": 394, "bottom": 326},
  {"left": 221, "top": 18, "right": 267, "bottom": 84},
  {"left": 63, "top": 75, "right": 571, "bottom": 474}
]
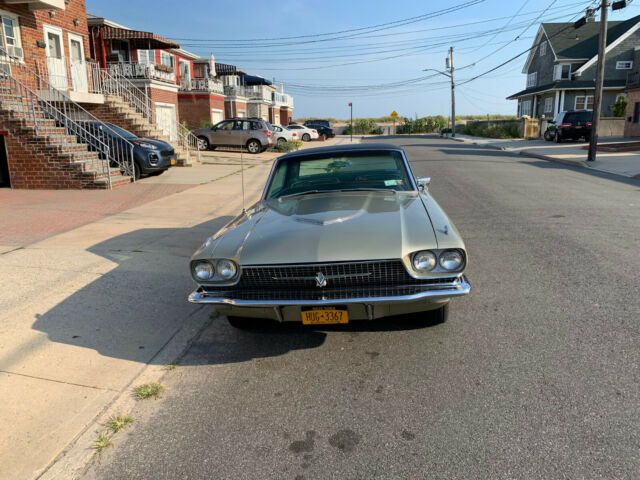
[{"left": 188, "top": 143, "right": 470, "bottom": 328}]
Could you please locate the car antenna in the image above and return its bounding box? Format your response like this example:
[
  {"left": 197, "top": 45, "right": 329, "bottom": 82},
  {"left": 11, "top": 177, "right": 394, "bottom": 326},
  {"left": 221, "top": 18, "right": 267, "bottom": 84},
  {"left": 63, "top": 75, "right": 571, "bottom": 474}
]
[{"left": 240, "top": 143, "right": 246, "bottom": 214}]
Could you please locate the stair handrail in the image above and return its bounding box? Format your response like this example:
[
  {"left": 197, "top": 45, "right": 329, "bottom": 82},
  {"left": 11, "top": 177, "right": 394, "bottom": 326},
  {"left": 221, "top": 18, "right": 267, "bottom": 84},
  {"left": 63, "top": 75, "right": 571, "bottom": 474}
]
[
  {"left": 94, "top": 64, "right": 200, "bottom": 163},
  {"left": 1, "top": 50, "right": 136, "bottom": 187}
]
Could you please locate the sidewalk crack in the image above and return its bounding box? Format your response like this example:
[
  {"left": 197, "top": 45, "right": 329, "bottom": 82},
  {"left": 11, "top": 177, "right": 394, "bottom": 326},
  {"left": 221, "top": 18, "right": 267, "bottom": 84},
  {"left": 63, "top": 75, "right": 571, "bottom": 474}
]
[{"left": 0, "top": 370, "right": 117, "bottom": 391}]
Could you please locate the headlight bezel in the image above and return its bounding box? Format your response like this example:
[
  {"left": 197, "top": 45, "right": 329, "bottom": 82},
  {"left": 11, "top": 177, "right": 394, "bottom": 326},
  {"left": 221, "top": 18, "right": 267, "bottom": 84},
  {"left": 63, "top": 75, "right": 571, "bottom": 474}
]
[
  {"left": 135, "top": 141, "right": 159, "bottom": 150},
  {"left": 439, "top": 250, "right": 464, "bottom": 271},
  {"left": 409, "top": 249, "right": 466, "bottom": 275},
  {"left": 191, "top": 258, "right": 240, "bottom": 284},
  {"left": 412, "top": 250, "right": 437, "bottom": 272}
]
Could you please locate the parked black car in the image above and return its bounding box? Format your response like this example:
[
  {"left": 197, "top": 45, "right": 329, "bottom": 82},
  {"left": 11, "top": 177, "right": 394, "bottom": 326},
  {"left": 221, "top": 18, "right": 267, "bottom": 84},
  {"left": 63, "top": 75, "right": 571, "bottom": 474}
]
[
  {"left": 544, "top": 110, "right": 592, "bottom": 143},
  {"left": 82, "top": 122, "right": 176, "bottom": 179},
  {"left": 304, "top": 122, "right": 336, "bottom": 140}
]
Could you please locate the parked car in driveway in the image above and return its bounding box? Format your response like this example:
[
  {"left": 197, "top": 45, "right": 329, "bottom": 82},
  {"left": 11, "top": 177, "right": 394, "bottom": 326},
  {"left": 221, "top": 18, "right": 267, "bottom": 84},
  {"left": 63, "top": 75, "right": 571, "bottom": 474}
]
[
  {"left": 193, "top": 118, "right": 273, "bottom": 153},
  {"left": 304, "top": 119, "right": 332, "bottom": 129},
  {"left": 188, "top": 143, "right": 471, "bottom": 328},
  {"left": 304, "top": 122, "right": 336, "bottom": 140},
  {"left": 544, "top": 110, "right": 592, "bottom": 142},
  {"left": 271, "top": 124, "right": 298, "bottom": 145},
  {"left": 82, "top": 122, "right": 176, "bottom": 180},
  {"left": 286, "top": 124, "right": 319, "bottom": 141}
]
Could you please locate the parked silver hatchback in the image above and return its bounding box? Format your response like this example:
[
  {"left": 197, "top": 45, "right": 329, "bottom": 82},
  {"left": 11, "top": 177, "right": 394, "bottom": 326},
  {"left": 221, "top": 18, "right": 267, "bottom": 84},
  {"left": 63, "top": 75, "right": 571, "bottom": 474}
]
[{"left": 194, "top": 118, "right": 273, "bottom": 154}]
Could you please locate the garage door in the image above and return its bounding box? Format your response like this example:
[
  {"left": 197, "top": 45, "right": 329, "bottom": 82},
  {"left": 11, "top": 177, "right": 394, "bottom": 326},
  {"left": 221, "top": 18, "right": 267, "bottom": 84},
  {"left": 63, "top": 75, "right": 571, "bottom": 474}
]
[
  {"left": 155, "top": 103, "right": 177, "bottom": 141},
  {"left": 211, "top": 109, "right": 223, "bottom": 125}
]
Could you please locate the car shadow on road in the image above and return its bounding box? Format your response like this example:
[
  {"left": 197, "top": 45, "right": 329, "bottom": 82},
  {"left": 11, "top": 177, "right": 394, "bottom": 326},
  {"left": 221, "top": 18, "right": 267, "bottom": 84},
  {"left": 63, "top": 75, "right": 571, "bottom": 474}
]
[{"left": 26, "top": 215, "right": 443, "bottom": 369}]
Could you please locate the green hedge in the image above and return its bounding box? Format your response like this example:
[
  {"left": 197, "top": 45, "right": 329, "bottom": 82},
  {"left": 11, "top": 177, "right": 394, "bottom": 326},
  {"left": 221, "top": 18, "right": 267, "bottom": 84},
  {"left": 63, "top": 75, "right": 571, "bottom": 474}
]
[
  {"left": 276, "top": 139, "right": 303, "bottom": 152},
  {"left": 458, "top": 122, "right": 520, "bottom": 139}
]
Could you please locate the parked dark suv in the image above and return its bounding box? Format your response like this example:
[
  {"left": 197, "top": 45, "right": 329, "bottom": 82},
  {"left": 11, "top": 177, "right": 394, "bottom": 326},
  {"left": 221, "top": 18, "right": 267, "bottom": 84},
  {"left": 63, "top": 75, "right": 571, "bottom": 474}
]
[
  {"left": 304, "top": 121, "right": 336, "bottom": 140},
  {"left": 82, "top": 122, "right": 176, "bottom": 179},
  {"left": 544, "top": 110, "right": 592, "bottom": 143}
]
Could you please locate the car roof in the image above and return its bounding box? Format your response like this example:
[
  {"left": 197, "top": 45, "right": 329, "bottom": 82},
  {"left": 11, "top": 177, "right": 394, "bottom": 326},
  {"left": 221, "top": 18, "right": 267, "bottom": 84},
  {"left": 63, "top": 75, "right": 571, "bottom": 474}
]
[{"left": 277, "top": 143, "right": 404, "bottom": 160}]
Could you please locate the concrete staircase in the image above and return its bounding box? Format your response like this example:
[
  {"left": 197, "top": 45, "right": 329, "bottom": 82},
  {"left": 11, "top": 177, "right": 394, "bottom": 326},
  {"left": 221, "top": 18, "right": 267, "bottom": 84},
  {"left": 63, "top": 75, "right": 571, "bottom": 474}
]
[
  {"left": 101, "top": 95, "right": 193, "bottom": 167},
  {"left": 0, "top": 93, "right": 132, "bottom": 189}
]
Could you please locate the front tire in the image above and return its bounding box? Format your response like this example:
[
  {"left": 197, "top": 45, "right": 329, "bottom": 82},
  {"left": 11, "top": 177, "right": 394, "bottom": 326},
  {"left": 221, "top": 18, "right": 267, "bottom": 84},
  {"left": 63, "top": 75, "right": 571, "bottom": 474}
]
[
  {"left": 302, "top": 133, "right": 311, "bottom": 142},
  {"left": 197, "top": 136, "right": 210, "bottom": 151},
  {"left": 320, "top": 133, "right": 328, "bottom": 141},
  {"left": 246, "top": 139, "right": 261, "bottom": 154},
  {"left": 543, "top": 130, "right": 552, "bottom": 141},
  {"left": 432, "top": 303, "right": 449, "bottom": 324}
]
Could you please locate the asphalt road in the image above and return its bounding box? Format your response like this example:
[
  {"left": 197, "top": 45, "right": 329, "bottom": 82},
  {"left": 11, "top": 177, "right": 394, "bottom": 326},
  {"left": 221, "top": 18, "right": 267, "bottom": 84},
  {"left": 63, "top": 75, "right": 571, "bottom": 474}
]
[{"left": 86, "top": 136, "right": 640, "bottom": 480}]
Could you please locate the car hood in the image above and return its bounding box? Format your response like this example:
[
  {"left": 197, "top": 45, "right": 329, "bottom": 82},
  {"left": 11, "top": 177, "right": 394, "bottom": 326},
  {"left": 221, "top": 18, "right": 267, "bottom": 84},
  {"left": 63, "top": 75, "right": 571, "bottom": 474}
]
[
  {"left": 205, "top": 191, "right": 439, "bottom": 265},
  {"left": 135, "top": 138, "right": 172, "bottom": 150}
]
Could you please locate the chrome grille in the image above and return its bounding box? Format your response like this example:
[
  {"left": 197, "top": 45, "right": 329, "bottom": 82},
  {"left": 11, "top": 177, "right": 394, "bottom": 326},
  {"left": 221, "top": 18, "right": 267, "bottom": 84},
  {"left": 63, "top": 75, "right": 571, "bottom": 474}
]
[
  {"left": 238, "top": 260, "right": 422, "bottom": 289},
  {"left": 203, "top": 281, "right": 459, "bottom": 301}
]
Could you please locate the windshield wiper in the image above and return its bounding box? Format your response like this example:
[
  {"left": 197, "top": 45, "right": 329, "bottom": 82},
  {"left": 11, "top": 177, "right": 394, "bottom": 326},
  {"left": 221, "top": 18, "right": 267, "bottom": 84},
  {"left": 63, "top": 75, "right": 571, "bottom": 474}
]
[{"left": 278, "top": 188, "right": 397, "bottom": 201}]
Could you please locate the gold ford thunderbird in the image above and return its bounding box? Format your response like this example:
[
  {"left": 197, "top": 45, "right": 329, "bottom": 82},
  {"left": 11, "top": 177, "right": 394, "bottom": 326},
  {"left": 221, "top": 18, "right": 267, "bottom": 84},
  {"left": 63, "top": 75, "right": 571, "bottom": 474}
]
[{"left": 188, "top": 144, "right": 470, "bottom": 327}]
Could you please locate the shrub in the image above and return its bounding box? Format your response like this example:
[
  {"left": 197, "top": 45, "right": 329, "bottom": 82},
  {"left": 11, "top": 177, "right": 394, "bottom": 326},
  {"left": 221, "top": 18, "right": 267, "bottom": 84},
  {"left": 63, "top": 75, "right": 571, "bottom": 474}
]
[
  {"left": 276, "top": 139, "right": 303, "bottom": 152},
  {"left": 200, "top": 120, "right": 213, "bottom": 129},
  {"left": 612, "top": 96, "right": 627, "bottom": 117},
  {"left": 458, "top": 122, "right": 520, "bottom": 139}
]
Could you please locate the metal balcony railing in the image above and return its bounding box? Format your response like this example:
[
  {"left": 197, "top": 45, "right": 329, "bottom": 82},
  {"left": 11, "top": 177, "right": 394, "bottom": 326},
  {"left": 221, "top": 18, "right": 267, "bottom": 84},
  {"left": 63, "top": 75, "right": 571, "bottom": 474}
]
[
  {"left": 245, "top": 85, "right": 272, "bottom": 102},
  {"left": 273, "top": 92, "right": 294, "bottom": 108},
  {"left": 224, "top": 85, "right": 247, "bottom": 97},
  {"left": 179, "top": 77, "right": 224, "bottom": 94},
  {"left": 107, "top": 61, "right": 176, "bottom": 84}
]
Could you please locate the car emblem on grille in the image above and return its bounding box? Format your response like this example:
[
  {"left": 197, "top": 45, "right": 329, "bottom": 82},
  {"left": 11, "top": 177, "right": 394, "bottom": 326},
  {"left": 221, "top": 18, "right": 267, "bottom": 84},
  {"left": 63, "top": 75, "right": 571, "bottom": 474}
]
[{"left": 315, "top": 272, "right": 327, "bottom": 288}]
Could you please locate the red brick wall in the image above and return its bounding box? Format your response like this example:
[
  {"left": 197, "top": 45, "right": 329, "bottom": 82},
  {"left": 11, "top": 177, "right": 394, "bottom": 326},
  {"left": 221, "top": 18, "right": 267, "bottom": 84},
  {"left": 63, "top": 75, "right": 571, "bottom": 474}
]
[
  {"left": 2, "top": 0, "right": 91, "bottom": 88},
  {"left": 280, "top": 107, "right": 292, "bottom": 126},
  {"left": 224, "top": 100, "right": 247, "bottom": 119},
  {"left": 178, "top": 93, "right": 224, "bottom": 129}
]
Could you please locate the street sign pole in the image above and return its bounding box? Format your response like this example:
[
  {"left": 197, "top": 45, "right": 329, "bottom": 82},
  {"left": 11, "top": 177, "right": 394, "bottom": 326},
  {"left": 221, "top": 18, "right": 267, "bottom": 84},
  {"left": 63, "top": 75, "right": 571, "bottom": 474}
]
[{"left": 390, "top": 110, "right": 398, "bottom": 135}]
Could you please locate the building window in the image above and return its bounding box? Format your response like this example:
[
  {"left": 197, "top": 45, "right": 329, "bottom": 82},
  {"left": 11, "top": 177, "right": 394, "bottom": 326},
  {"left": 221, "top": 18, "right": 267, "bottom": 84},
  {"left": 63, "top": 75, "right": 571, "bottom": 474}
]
[
  {"left": 110, "top": 40, "right": 129, "bottom": 62},
  {"left": 539, "top": 41, "right": 547, "bottom": 56},
  {"left": 575, "top": 95, "right": 594, "bottom": 110},
  {"left": 521, "top": 100, "right": 531, "bottom": 116},
  {"left": 0, "top": 13, "right": 23, "bottom": 60},
  {"left": 634, "top": 102, "right": 640, "bottom": 123},
  {"left": 544, "top": 97, "right": 553, "bottom": 113},
  {"left": 138, "top": 50, "right": 155, "bottom": 65},
  {"left": 160, "top": 51, "right": 175, "bottom": 69},
  {"left": 616, "top": 61, "right": 633, "bottom": 70},
  {"left": 527, "top": 72, "right": 537, "bottom": 88},
  {"left": 553, "top": 64, "right": 571, "bottom": 80}
]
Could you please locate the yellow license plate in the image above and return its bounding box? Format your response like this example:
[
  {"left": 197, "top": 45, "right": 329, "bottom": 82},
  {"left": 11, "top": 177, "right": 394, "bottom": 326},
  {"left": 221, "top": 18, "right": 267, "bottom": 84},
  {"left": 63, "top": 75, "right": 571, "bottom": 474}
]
[
  {"left": 575, "top": 126, "right": 582, "bottom": 129},
  {"left": 301, "top": 308, "right": 349, "bottom": 325}
]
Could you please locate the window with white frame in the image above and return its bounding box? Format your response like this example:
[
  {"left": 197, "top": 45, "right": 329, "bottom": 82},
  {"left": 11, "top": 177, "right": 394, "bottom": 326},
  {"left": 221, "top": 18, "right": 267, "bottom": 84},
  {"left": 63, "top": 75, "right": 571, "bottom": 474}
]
[
  {"left": 521, "top": 100, "right": 532, "bottom": 116},
  {"left": 575, "top": 95, "right": 594, "bottom": 110},
  {"left": 553, "top": 64, "right": 571, "bottom": 80},
  {"left": 0, "top": 11, "right": 23, "bottom": 60},
  {"left": 160, "top": 51, "right": 175, "bottom": 69},
  {"left": 616, "top": 61, "right": 633, "bottom": 70},
  {"left": 544, "top": 97, "right": 553, "bottom": 113},
  {"left": 138, "top": 50, "right": 155, "bottom": 65},
  {"left": 539, "top": 41, "right": 547, "bottom": 56},
  {"left": 527, "top": 72, "right": 537, "bottom": 88}
]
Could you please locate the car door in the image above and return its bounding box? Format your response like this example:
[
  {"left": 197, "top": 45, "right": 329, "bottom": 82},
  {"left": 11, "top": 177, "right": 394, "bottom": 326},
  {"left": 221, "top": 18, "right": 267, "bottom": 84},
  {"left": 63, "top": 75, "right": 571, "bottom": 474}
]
[
  {"left": 209, "top": 120, "right": 234, "bottom": 146},
  {"left": 229, "top": 120, "right": 249, "bottom": 148}
]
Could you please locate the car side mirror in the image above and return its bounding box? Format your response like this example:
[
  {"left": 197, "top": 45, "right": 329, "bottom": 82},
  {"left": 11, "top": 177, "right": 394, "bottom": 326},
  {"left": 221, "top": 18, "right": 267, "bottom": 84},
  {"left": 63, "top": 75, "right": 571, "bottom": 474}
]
[
  {"left": 211, "top": 126, "right": 217, "bottom": 131},
  {"left": 417, "top": 177, "right": 431, "bottom": 190}
]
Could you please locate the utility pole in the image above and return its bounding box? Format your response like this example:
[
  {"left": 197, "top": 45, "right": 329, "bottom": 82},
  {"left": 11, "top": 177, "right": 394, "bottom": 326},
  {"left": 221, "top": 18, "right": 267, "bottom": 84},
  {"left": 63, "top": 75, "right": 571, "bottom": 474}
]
[
  {"left": 587, "top": 1, "right": 610, "bottom": 162},
  {"left": 448, "top": 47, "right": 456, "bottom": 138}
]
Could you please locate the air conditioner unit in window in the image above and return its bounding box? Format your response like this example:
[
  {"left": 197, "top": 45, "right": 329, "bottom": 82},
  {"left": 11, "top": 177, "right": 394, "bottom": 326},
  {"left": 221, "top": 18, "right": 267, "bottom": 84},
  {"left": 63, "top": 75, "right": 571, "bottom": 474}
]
[
  {"left": 0, "top": 62, "right": 11, "bottom": 76},
  {"left": 7, "top": 46, "right": 23, "bottom": 59}
]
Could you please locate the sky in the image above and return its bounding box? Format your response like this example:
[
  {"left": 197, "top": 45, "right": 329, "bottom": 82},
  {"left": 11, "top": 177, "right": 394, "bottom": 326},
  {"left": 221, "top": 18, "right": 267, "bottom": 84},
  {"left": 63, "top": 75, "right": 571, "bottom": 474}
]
[{"left": 86, "top": 0, "right": 640, "bottom": 120}]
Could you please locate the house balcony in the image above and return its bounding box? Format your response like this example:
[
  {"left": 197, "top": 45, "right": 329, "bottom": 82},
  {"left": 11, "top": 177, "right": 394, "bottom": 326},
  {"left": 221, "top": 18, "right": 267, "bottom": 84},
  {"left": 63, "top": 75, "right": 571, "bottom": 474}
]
[
  {"left": 107, "top": 62, "right": 176, "bottom": 85},
  {"left": 627, "top": 71, "right": 640, "bottom": 89},
  {"left": 224, "top": 85, "right": 247, "bottom": 98},
  {"left": 179, "top": 77, "right": 225, "bottom": 95},
  {"left": 245, "top": 85, "right": 273, "bottom": 102},
  {"left": 273, "top": 92, "right": 294, "bottom": 108}
]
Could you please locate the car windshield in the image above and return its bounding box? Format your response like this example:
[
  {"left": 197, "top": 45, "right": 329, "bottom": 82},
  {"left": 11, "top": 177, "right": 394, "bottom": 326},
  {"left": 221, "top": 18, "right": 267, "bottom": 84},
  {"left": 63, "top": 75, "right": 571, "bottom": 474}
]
[
  {"left": 265, "top": 150, "right": 413, "bottom": 199},
  {"left": 101, "top": 123, "right": 137, "bottom": 139}
]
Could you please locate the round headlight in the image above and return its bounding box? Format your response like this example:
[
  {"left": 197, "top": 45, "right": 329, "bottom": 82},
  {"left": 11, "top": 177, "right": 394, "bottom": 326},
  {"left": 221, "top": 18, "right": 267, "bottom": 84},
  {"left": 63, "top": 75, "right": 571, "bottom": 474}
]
[
  {"left": 413, "top": 250, "right": 437, "bottom": 272},
  {"left": 439, "top": 250, "right": 464, "bottom": 271},
  {"left": 216, "top": 259, "right": 237, "bottom": 279},
  {"left": 193, "top": 261, "right": 214, "bottom": 280}
]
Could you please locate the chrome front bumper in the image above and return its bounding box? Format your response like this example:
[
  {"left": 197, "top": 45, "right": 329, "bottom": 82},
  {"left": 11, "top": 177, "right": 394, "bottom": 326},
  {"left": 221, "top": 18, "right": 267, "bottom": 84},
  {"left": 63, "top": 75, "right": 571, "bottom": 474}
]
[{"left": 188, "top": 275, "right": 471, "bottom": 307}]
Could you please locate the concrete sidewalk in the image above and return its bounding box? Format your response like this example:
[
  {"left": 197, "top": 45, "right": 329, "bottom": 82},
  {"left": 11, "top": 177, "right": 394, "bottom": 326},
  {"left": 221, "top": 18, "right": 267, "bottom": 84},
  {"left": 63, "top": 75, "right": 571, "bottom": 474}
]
[
  {"left": 449, "top": 134, "right": 640, "bottom": 179},
  {"left": 0, "top": 163, "right": 272, "bottom": 479}
]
